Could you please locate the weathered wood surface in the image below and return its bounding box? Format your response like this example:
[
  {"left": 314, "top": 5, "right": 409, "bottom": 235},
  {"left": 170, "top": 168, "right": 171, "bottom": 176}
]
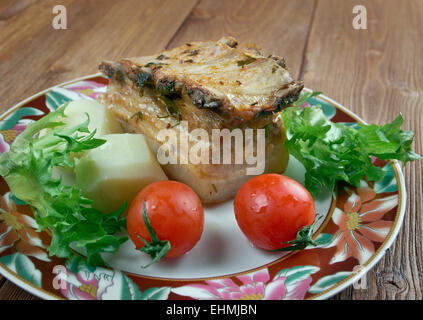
[{"left": 0, "top": 0, "right": 421, "bottom": 300}]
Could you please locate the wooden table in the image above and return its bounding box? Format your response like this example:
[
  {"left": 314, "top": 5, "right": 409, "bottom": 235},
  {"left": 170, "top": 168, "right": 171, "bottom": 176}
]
[{"left": 0, "top": 0, "right": 421, "bottom": 300}]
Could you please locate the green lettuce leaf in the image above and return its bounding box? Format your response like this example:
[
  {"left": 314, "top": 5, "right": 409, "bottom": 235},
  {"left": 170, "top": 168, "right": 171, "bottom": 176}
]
[{"left": 0, "top": 103, "right": 127, "bottom": 266}]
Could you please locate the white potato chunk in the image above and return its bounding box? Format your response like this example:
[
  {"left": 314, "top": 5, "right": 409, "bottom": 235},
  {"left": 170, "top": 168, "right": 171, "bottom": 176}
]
[
  {"left": 75, "top": 133, "right": 168, "bottom": 213},
  {"left": 52, "top": 166, "right": 76, "bottom": 187},
  {"left": 63, "top": 99, "right": 123, "bottom": 137}
]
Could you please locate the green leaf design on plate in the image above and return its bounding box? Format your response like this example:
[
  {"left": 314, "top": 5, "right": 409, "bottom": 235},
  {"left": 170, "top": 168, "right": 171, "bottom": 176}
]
[
  {"left": 140, "top": 286, "right": 171, "bottom": 300},
  {"left": 9, "top": 193, "right": 26, "bottom": 205},
  {"left": 0, "top": 107, "right": 44, "bottom": 130},
  {"left": 120, "top": 271, "right": 171, "bottom": 300},
  {"left": 338, "top": 122, "right": 360, "bottom": 130},
  {"left": 274, "top": 265, "right": 320, "bottom": 285},
  {"left": 308, "top": 271, "right": 351, "bottom": 294},
  {"left": 0, "top": 252, "right": 42, "bottom": 287},
  {"left": 305, "top": 233, "right": 333, "bottom": 249},
  {"left": 45, "top": 90, "right": 72, "bottom": 111},
  {"left": 374, "top": 162, "right": 398, "bottom": 193}
]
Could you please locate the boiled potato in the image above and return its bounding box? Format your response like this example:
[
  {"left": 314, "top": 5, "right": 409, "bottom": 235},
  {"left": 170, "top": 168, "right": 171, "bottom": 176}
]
[
  {"left": 63, "top": 99, "right": 122, "bottom": 137},
  {"left": 75, "top": 133, "right": 168, "bottom": 213}
]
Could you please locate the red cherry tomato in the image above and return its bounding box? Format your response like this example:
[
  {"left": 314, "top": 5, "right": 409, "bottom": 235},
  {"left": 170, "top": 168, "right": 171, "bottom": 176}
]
[
  {"left": 234, "top": 174, "right": 315, "bottom": 251},
  {"left": 127, "top": 181, "right": 204, "bottom": 258}
]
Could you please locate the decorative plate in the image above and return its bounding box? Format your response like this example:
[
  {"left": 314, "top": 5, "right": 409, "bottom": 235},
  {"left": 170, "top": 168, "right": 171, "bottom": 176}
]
[{"left": 0, "top": 74, "right": 405, "bottom": 300}]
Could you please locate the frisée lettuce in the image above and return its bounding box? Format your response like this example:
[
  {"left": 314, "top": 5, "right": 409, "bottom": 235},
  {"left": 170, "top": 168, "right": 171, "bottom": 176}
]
[{"left": 0, "top": 104, "right": 127, "bottom": 266}]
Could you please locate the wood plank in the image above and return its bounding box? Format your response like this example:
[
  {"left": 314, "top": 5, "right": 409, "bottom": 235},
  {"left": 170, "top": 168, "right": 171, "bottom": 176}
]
[
  {"left": 0, "top": 0, "right": 198, "bottom": 113},
  {"left": 304, "top": 0, "right": 423, "bottom": 300},
  {"left": 0, "top": 280, "right": 40, "bottom": 300},
  {"left": 166, "top": 0, "right": 316, "bottom": 79},
  {"left": 0, "top": 0, "right": 197, "bottom": 300}
]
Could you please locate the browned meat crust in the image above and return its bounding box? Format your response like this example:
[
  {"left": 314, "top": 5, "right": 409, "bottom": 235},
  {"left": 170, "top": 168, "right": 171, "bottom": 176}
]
[{"left": 97, "top": 37, "right": 301, "bottom": 203}]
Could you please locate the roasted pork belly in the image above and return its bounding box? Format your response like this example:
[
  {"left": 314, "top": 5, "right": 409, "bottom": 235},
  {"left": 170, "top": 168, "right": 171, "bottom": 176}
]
[{"left": 98, "top": 37, "right": 303, "bottom": 203}]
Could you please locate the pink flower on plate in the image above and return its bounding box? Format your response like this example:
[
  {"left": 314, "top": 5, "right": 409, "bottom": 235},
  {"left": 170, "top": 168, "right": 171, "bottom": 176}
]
[
  {"left": 171, "top": 268, "right": 311, "bottom": 300},
  {"left": 0, "top": 123, "right": 27, "bottom": 153},
  {"left": 329, "top": 181, "right": 397, "bottom": 265}
]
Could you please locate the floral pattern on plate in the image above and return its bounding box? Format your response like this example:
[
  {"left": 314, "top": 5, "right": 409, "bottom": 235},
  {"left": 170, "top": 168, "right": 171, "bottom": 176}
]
[
  {"left": 171, "top": 266, "right": 319, "bottom": 300},
  {"left": 0, "top": 192, "right": 50, "bottom": 262}
]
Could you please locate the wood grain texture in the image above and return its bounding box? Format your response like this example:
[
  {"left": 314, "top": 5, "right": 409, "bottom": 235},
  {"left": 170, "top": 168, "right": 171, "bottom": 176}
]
[
  {"left": 303, "top": 0, "right": 423, "bottom": 300},
  {"left": 0, "top": 0, "right": 38, "bottom": 20},
  {"left": 0, "top": 0, "right": 421, "bottom": 300}
]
